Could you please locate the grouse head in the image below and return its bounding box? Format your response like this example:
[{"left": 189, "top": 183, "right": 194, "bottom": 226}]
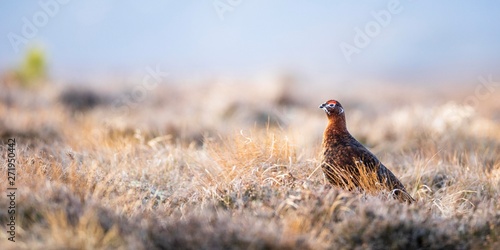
[{"left": 319, "top": 100, "right": 344, "bottom": 118}]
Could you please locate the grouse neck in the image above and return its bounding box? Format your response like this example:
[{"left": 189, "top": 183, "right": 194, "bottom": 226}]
[{"left": 326, "top": 115, "right": 348, "bottom": 135}]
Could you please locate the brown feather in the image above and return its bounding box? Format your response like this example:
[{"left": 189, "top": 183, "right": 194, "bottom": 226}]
[{"left": 319, "top": 100, "right": 415, "bottom": 203}]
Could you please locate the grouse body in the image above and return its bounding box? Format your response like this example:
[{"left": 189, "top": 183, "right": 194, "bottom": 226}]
[{"left": 319, "top": 100, "right": 414, "bottom": 203}]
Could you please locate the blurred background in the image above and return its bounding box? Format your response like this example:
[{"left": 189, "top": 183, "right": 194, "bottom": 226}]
[
  {"left": 1, "top": 0, "right": 499, "bottom": 147},
  {"left": 2, "top": 0, "right": 500, "bottom": 85}
]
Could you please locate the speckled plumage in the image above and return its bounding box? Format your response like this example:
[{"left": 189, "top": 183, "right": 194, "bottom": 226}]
[{"left": 319, "top": 100, "right": 415, "bottom": 203}]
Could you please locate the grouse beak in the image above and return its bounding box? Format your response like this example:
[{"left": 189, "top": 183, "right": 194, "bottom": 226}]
[{"left": 319, "top": 103, "right": 332, "bottom": 115}]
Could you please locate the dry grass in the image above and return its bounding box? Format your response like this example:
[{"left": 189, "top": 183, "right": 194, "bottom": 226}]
[{"left": 0, "top": 82, "right": 499, "bottom": 249}]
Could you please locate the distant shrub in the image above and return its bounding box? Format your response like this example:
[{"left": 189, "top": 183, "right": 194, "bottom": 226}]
[
  {"left": 59, "top": 88, "right": 108, "bottom": 113},
  {"left": 16, "top": 47, "right": 48, "bottom": 88}
]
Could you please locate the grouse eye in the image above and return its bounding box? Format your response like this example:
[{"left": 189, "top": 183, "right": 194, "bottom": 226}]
[{"left": 329, "top": 104, "right": 334, "bottom": 107}]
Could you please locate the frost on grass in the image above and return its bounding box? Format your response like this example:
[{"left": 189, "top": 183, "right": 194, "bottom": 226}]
[{"left": 0, "top": 83, "right": 499, "bottom": 249}]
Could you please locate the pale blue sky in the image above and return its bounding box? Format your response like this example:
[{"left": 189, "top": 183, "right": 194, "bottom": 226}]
[{"left": 1, "top": 1, "right": 500, "bottom": 84}]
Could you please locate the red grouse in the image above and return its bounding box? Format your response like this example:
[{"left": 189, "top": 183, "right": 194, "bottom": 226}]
[{"left": 319, "top": 100, "right": 414, "bottom": 203}]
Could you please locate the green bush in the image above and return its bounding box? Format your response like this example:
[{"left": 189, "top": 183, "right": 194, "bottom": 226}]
[{"left": 17, "top": 47, "right": 47, "bottom": 87}]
